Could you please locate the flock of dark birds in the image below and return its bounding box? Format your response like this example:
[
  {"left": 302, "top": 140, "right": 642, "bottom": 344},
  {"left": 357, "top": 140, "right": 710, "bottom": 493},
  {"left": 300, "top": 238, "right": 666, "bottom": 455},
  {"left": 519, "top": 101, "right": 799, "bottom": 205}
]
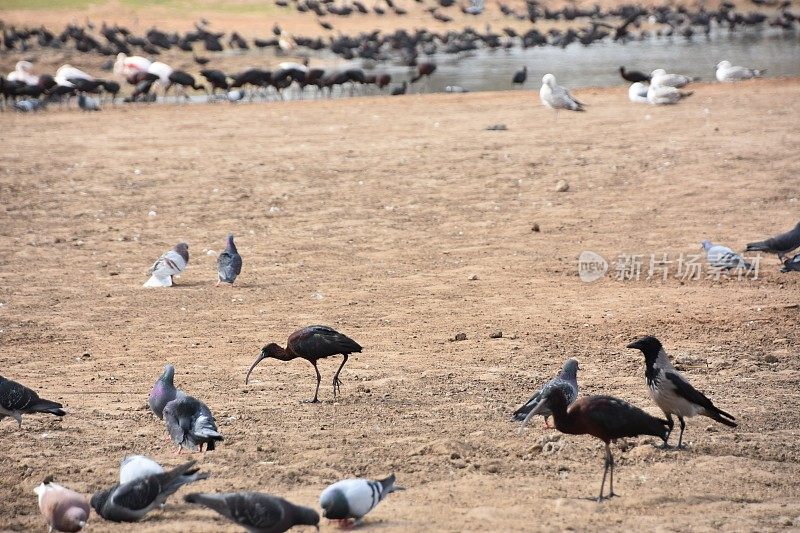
[
  {"left": 3, "top": 217, "right": 800, "bottom": 531},
  {"left": 1, "top": 0, "right": 797, "bottom": 109}
]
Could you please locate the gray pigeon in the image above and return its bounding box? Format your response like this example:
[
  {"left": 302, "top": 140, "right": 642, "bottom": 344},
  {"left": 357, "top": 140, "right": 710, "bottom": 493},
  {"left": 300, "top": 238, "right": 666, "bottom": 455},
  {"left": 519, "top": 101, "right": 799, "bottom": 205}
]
[
  {"left": 77, "top": 94, "right": 100, "bottom": 111},
  {"left": 217, "top": 233, "right": 243, "bottom": 285},
  {"left": 14, "top": 98, "right": 46, "bottom": 112},
  {"left": 0, "top": 375, "right": 65, "bottom": 427},
  {"left": 319, "top": 474, "right": 402, "bottom": 523},
  {"left": 163, "top": 395, "right": 223, "bottom": 452},
  {"left": 148, "top": 364, "right": 185, "bottom": 419},
  {"left": 781, "top": 253, "right": 800, "bottom": 273},
  {"left": 185, "top": 492, "right": 320, "bottom": 533},
  {"left": 91, "top": 460, "right": 208, "bottom": 523},
  {"left": 701, "top": 240, "right": 751, "bottom": 270},
  {"left": 746, "top": 221, "right": 800, "bottom": 261},
  {"left": 512, "top": 358, "right": 579, "bottom": 430}
]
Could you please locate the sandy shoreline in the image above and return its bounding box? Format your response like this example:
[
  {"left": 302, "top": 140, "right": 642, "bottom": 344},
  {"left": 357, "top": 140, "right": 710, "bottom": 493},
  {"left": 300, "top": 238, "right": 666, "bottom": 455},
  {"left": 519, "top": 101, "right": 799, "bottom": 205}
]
[{"left": 1, "top": 78, "right": 799, "bottom": 531}]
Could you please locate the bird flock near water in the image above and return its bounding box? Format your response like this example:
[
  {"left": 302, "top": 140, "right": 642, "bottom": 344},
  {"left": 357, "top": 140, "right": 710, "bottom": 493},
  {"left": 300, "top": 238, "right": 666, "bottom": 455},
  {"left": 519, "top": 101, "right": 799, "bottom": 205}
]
[{"left": 4, "top": 216, "right": 799, "bottom": 530}]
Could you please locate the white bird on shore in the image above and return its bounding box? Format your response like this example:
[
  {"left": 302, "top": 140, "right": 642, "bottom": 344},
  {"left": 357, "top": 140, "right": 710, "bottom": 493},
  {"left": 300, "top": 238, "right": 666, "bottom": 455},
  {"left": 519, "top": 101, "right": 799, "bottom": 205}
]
[
  {"left": 628, "top": 82, "right": 649, "bottom": 103},
  {"left": 7, "top": 60, "right": 39, "bottom": 85},
  {"left": 540, "top": 74, "right": 585, "bottom": 112},
  {"left": 647, "top": 84, "right": 693, "bottom": 105},
  {"left": 147, "top": 62, "right": 175, "bottom": 91},
  {"left": 144, "top": 242, "right": 189, "bottom": 288},
  {"left": 715, "top": 60, "right": 764, "bottom": 82},
  {"left": 113, "top": 53, "right": 151, "bottom": 81},
  {"left": 650, "top": 68, "right": 697, "bottom": 88}
]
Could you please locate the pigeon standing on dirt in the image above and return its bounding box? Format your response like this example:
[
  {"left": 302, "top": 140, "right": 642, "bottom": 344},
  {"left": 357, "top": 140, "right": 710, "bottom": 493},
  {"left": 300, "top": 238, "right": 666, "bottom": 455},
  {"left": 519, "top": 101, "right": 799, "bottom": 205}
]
[
  {"left": 627, "top": 336, "right": 736, "bottom": 448},
  {"left": 513, "top": 358, "right": 579, "bottom": 430},
  {"left": 148, "top": 364, "right": 185, "bottom": 420},
  {"left": 119, "top": 455, "right": 164, "bottom": 484},
  {"left": 0, "top": 375, "right": 66, "bottom": 427},
  {"left": 184, "top": 491, "right": 320, "bottom": 532},
  {"left": 77, "top": 94, "right": 101, "bottom": 111},
  {"left": 35, "top": 479, "right": 90, "bottom": 533},
  {"left": 91, "top": 460, "right": 208, "bottom": 522},
  {"left": 701, "top": 240, "right": 751, "bottom": 270},
  {"left": 143, "top": 242, "right": 189, "bottom": 288},
  {"left": 163, "top": 395, "right": 224, "bottom": 452},
  {"left": 217, "top": 233, "right": 242, "bottom": 286},
  {"left": 319, "top": 474, "right": 403, "bottom": 524},
  {"left": 781, "top": 253, "right": 800, "bottom": 272},
  {"left": 746, "top": 221, "right": 800, "bottom": 261}
]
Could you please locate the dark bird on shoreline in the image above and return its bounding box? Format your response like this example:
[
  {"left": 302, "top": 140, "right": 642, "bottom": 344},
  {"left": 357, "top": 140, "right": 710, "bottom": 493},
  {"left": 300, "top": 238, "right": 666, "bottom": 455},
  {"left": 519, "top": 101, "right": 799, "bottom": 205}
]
[
  {"left": 185, "top": 492, "right": 320, "bottom": 532},
  {"left": 193, "top": 54, "right": 210, "bottom": 65},
  {"left": 245, "top": 325, "right": 363, "bottom": 403},
  {"left": 0, "top": 375, "right": 65, "bottom": 427},
  {"left": 619, "top": 66, "right": 650, "bottom": 83},
  {"left": 781, "top": 253, "right": 800, "bottom": 272},
  {"left": 513, "top": 358, "right": 578, "bottom": 429},
  {"left": 390, "top": 81, "right": 407, "bottom": 95},
  {"left": 627, "top": 336, "right": 736, "bottom": 448},
  {"left": 217, "top": 233, "right": 242, "bottom": 285},
  {"left": 746, "top": 221, "right": 800, "bottom": 261},
  {"left": 533, "top": 388, "right": 669, "bottom": 501},
  {"left": 512, "top": 65, "right": 528, "bottom": 86}
]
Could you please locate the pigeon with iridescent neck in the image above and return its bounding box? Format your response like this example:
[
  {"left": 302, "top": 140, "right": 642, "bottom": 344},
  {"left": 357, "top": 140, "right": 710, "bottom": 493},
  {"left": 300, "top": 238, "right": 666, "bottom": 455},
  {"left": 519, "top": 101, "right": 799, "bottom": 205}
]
[{"left": 148, "top": 364, "right": 185, "bottom": 420}]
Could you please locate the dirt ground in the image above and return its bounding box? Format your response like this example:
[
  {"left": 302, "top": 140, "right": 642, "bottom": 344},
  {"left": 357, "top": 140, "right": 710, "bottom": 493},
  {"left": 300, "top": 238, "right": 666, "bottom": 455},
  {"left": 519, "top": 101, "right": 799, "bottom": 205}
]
[{"left": 1, "top": 79, "right": 799, "bottom": 532}]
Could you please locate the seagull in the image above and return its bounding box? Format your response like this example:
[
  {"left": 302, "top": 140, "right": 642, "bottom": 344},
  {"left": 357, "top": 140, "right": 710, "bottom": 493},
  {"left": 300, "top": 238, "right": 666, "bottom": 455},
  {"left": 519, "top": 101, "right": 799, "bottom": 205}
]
[
  {"left": 0, "top": 375, "right": 65, "bottom": 427},
  {"left": 35, "top": 478, "right": 90, "bottom": 533},
  {"left": 715, "top": 60, "right": 764, "bottom": 82},
  {"left": 647, "top": 84, "right": 693, "bottom": 105},
  {"left": 650, "top": 69, "right": 697, "bottom": 88},
  {"left": 746, "top": 221, "right": 800, "bottom": 261},
  {"left": 781, "top": 253, "right": 800, "bottom": 272},
  {"left": 217, "top": 233, "right": 242, "bottom": 286},
  {"left": 540, "top": 74, "right": 585, "bottom": 112},
  {"left": 119, "top": 456, "right": 164, "bottom": 484},
  {"left": 701, "top": 240, "right": 751, "bottom": 270},
  {"left": 513, "top": 358, "right": 579, "bottom": 430},
  {"left": 320, "top": 474, "right": 403, "bottom": 525},
  {"left": 148, "top": 364, "right": 186, "bottom": 420},
  {"left": 628, "top": 82, "right": 649, "bottom": 103},
  {"left": 185, "top": 492, "right": 320, "bottom": 532},
  {"left": 91, "top": 460, "right": 208, "bottom": 522},
  {"left": 143, "top": 242, "right": 189, "bottom": 288},
  {"left": 627, "top": 336, "right": 736, "bottom": 448},
  {"left": 163, "top": 395, "right": 223, "bottom": 453}
]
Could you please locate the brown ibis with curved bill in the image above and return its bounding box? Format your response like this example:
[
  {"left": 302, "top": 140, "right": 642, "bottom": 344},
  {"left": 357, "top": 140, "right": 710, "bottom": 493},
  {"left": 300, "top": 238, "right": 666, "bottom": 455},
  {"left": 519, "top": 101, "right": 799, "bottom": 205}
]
[
  {"left": 245, "top": 325, "right": 362, "bottom": 403},
  {"left": 528, "top": 388, "right": 669, "bottom": 501}
]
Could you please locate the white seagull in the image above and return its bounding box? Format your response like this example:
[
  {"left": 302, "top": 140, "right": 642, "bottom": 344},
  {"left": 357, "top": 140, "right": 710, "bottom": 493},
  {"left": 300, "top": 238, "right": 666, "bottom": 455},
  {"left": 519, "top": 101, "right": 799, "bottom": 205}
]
[
  {"left": 650, "top": 68, "right": 697, "bottom": 88},
  {"left": 7, "top": 61, "right": 39, "bottom": 85},
  {"left": 715, "top": 60, "right": 764, "bottom": 82},
  {"left": 647, "top": 84, "right": 693, "bottom": 105},
  {"left": 628, "top": 82, "right": 649, "bottom": 103},
  {"left": 539, "top": 74, "right": 585, "bottom": 112}
]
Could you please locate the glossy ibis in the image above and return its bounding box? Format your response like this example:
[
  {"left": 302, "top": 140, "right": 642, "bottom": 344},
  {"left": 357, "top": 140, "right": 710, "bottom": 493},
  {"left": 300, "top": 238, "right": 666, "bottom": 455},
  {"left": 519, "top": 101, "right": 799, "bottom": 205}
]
[
  {"left": 619, "top": 66, "right": 650, "bottom": 83},
  {"left": 531, "top": 388, "right": 668, "bottom": 501},
  {"left": 245, "top": 325, "right": 363, "bottom": 403},
  {"left": 167, "top": 70, "right": 205, "bottom": 99},
  {"left": 627, "top": 336, "right": 736, "bottom": 448},
  {"left": 746, "top": 221, "right": 800, "bottom": 261},
  {"left": 512, "top": 65, "right": 527, "bottom": 86},
  {"left": 193, "top": 54, "right": 210, "bottom": 65},
  {"left": 390, "top": 81, "right": 407, "bottom": 95}
]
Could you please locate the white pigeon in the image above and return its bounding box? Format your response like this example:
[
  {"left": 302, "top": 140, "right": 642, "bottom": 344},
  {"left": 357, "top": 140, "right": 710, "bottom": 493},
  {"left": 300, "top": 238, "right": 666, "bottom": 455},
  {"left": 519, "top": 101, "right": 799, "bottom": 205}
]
[
  {"left": 701, "top": 240, "right": 751, "bottom": 270},
  {"left": 319, "top": 474, "right": 402, "bottom": 523},
  {"left": 143, "top": 242, "right": 189, "bottom": 288},
  {"left": 539, "top": 74, "right": 585, "bottom": 112},
  {"left": 119, "top": 455, "right": 164, "bottom": 484},
  {"left": 715, "top": 60, "right": 764, "bottom": 82},
  {"left": 647, "top": 84, "right": 693, "bottom": 105},
  {"left": 650, "top": 68, "right": 697, "bottom": 88},
  {"left": 628, "top": 82, "right": 649, "bottom": 103}
]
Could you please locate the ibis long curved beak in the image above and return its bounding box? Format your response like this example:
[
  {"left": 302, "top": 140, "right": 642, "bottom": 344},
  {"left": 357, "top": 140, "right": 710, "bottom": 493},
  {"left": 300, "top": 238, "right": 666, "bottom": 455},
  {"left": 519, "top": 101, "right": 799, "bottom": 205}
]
[{"left": 245, "top": 353, "right": 267, "bottom": 385}]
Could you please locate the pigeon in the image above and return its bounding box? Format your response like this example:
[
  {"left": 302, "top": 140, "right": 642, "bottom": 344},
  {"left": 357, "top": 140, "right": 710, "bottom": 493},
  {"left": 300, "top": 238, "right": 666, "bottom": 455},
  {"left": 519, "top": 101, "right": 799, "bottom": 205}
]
[
  {"left": 77, "top": 94, "right": 100, "bottom": 111},
  {"left": 91, "top": 460, "right": 209, "bottom": 522},
  {"left": 143, "top": 242, "right": 189, "bottom": 288},
  {"left": 120, "top": 455, "right": 164, "bottom": 484},
  {"left": 319, "top": 474, "right": 402, "bottom": 524},
  {"left": 647, "top": 84, "right": 693, "bottom": 105},
  {"left": 781, "top": 253, "right": 800, "bottom": 273},
  {"left": 14, "top": 98, "right": 47, "bottom": 112},
  {"left": 539, "top": 74, "right": 585, "bottom": 112},
  {"left": 650, "top": 69, "right": 697, "bottom": 88},
  {"left": 217, "top": 233, "right": 243, "bottom": 286},
  {"left": 746, "top": 221, "right": 800, "bottom": 261},
  {"left": 148, "top": 364, "right": 185, "bottom": 419},
  {"left": 35, "top": 479, "right": 90, "bottom": 533},
  {"left": 627, "top": 336, "right": 736, "bottom": 448},
  {"left": 715, "top": 60, "right": 764, "bottom": 82},
  {"left": 163, "top": 395, "right": 223, "bottom": 452},
  {"left": 628, "top": 82, "right": 649, "bottom": 103},
  {"left": 0, "top": 375, "right": 65, "bottom": 427},
  {"left": 701, "top": 240, "right": 751, "bottom": 270},
  {"left": 513, "top": 358, "right": 579, "bottom": 430},
  {"left": 184, "top": 492, "right": 320, "bottom": 532}
]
